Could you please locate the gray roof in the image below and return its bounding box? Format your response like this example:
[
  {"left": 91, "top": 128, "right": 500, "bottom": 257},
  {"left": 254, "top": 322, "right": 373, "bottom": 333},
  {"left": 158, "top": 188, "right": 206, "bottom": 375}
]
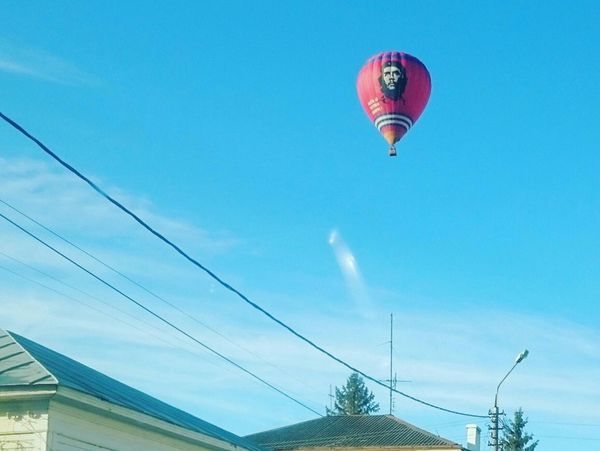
[
  {"left": 0, "top": 329, "right": 264, "bottom": 451},
  {"left": 246, "top": 415, "right": 464, "bottom": 450}
]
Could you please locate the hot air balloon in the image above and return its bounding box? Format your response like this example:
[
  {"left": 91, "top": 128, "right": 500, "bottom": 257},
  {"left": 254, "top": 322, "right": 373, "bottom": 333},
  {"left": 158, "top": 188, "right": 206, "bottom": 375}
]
[{"left": 357, "top": 51, "right": 431, "bottom": 156}]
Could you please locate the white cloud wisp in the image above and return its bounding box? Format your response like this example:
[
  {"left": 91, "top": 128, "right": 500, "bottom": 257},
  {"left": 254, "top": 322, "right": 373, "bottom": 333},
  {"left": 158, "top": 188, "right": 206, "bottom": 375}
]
[{"left": 328, "top": 229, "right": 374, "bottom": 318}]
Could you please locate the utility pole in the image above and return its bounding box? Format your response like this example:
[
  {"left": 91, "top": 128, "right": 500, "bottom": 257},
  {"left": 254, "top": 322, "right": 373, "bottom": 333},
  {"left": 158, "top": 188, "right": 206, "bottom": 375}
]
[
  {"left": 488, "top": 350, "right": 529, "bottom": 451},
  {"left": 488, "top": 404, "right": 502, "bottom": 451}
]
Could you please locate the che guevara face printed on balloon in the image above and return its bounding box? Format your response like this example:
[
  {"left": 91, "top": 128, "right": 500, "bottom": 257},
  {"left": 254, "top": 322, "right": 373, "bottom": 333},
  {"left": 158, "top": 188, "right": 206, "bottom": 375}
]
[{"left": 379, "top": 60, "right": 407, "bottom": 101}]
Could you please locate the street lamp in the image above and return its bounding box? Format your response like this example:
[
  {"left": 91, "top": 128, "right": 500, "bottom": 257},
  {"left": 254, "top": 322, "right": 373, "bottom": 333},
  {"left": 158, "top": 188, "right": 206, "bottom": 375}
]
[{"left": 490, "top": 350, "right": 529, "bottom": 451}]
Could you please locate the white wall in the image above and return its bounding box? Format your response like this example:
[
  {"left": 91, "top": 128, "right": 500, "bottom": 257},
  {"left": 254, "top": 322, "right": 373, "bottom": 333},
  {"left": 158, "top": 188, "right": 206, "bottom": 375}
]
[
  {"left": 47, "top": 397, "right": 227, "bottom": 451},
  {"left": 0, "top": 399, "right": 49, "bottom": 451}
]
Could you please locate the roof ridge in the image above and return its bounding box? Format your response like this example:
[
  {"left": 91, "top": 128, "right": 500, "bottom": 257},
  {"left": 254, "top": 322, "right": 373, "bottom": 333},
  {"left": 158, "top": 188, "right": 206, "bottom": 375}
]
[{"left": 246, "top": 415, "right": 462, "bottom": 449}]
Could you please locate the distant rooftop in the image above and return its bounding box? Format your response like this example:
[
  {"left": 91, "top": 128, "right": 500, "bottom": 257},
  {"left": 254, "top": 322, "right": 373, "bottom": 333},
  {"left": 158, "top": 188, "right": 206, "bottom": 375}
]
[
  {"left": 246, "top": 415, "right": 464, "bottom": 450},
  {"left": 0, "top": 329, "right": 265, "bottom": 451}
]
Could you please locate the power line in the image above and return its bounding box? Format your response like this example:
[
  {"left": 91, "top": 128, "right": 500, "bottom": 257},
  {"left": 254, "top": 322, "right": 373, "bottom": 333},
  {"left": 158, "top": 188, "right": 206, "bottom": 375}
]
[
  {"left": 0, "top": 250, "right": 154, "bottom": 327},
  {"left": 0, "top": 111, "right": 486, "bottom": 418},
  {"left": 535, "top": 435, "right": 600, "bottom": 441},
  {"left": 0, "top": 248, "right": 193, "bottom": 347},
  {"left": 0, "top": 259, "right": 183, "bottom": 351},
  {"left": 0, "top": 254, "right": 281, "bottom": 380},
  {"left": 0, "top": 198, "right": 229, "bottom": 331},
  {"left": 0, "top": 197, "right": 325, "bottom": 398},
  {"left": 0, "top": 210, "right": 322, "bottom": 417},
  {"left": 530, "top": 421, "right": 600, "bottom": 427}
]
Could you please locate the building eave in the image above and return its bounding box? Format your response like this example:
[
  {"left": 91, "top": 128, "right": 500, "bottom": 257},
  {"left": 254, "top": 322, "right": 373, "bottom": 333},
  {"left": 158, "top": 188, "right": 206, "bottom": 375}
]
[
  {"left": 53, "top": 385, "right": 249, "bottom": 451},
  {"left": 0, "top": 384, "right": 57, "bottom": 401}
]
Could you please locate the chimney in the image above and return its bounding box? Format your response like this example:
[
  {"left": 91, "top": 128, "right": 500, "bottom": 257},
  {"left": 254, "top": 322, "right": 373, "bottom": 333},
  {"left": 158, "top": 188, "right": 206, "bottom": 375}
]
[{"left": 465, "top": 424, "right": 481, "bottom": 451}]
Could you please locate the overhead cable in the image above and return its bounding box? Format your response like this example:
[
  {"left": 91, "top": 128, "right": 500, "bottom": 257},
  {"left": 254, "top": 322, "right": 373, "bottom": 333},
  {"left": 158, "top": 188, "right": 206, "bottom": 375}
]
[
  {"left": 0, "top": 197, "right": 325, "bottom": 397},
  {"left": 0, "top": 111, "right": 486, "bottom": 418},
  {"left": 0, "top": 254, "right": 272, "bottom": 378},
  {"left": 0, "top": 248, "right": 188, "bottom": 344},
  {"left": 0, "top": 210, "right": 323, "bottom": 417},
  {"left": 0, "top": 259, "right": 178, "bottom": 349}
]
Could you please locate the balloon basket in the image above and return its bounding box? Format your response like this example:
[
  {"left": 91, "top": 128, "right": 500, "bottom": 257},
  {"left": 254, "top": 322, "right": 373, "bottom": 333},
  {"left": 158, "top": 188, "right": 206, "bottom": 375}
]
[{"left": 389, "top": 146, "right": 397, "bottom": 157}]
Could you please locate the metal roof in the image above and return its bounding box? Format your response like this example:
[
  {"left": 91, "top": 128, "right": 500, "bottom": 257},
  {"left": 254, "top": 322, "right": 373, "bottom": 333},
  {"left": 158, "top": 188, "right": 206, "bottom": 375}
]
[
  {"left": 246, "top": 415, "right": 464, "bottom": 449},
  {"left": 0, "top": 331, "right": 58, "bottom": 386},
  {"left": 0, "top": 329, "right": 265, "bottom": 451}
]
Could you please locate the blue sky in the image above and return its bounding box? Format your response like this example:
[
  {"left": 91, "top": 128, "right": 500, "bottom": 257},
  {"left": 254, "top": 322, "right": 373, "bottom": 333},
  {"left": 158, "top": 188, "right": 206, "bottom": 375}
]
[{"left": 1, "top": 1, "right": 599, "bottom": 449}]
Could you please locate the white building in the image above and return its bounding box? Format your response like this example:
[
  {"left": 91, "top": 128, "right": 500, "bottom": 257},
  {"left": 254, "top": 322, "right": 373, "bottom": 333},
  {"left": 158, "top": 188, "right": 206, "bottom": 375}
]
[{"left": 0, "top": 329, "right": 265, "bottom": 451}]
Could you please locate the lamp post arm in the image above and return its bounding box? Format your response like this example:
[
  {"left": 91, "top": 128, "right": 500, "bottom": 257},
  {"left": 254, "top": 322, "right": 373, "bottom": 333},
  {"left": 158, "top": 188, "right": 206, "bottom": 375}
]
[
  {"left": 491, "top": 350, "right": 528, "bottom": 451},
  {"left": 494, "top": 361, "right": 518, "bottom": 407}
]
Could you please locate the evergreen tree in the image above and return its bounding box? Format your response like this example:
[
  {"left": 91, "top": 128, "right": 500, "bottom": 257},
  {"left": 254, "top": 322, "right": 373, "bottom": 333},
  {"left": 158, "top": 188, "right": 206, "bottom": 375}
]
[
  {"left": 327, "top": 373, "right": 379, "bottom": 415},
  {"left": 501, "top": 408, "right": 539, "bottom": 451}
]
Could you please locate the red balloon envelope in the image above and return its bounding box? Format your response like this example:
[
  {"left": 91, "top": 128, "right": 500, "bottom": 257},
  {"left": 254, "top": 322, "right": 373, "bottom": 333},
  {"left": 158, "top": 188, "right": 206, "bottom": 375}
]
[{"left": 357, "top": 51, "right": 431, "bottom": 156}]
